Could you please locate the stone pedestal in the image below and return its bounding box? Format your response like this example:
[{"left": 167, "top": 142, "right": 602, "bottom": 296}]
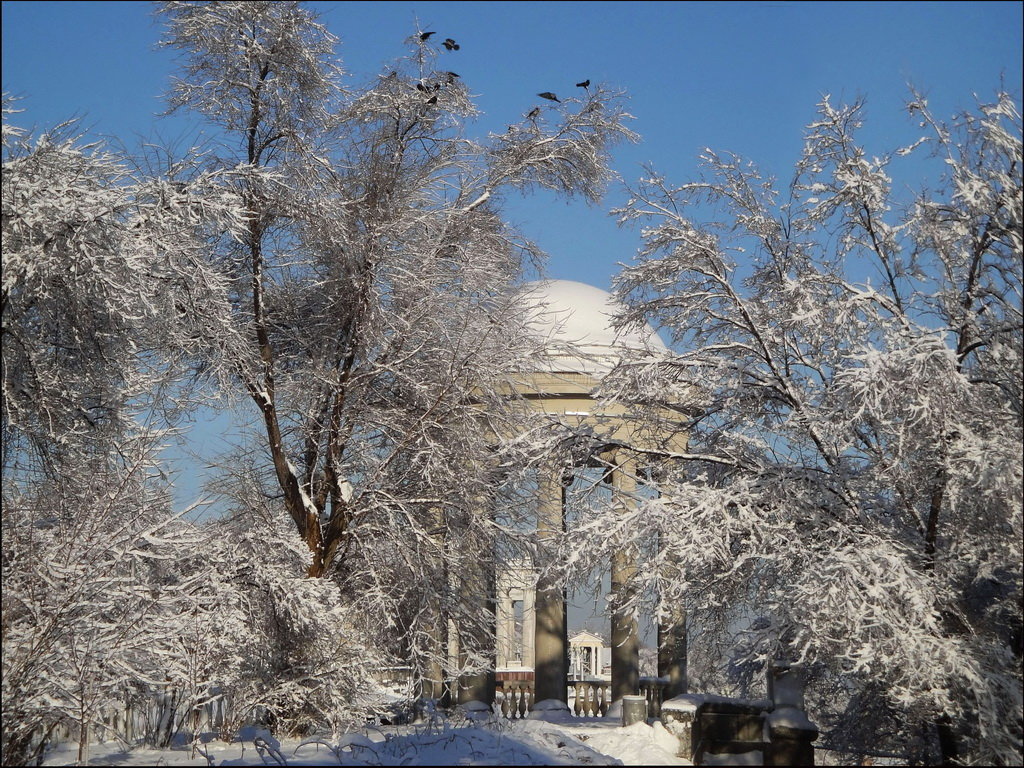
[
  {"left": 660, "top": 697, "right": 699, "bottom": 759},
  {"left": 766, "top": 662, "right": 818, "bottom": 766},
  {"left": 457, "top": 669, "right": 495, "bottom": 710},
  {"left": 765, "top": 712, "right": 818, "bottom": 766},
  {"left": 621, "top": 695, "right": 648, "bottom": 726},
  {"left": 527, "top": 698, "right": 573, "bottom": 722},
  {"left": 457, "top": 699, "right": 493, "bottom": 722}
]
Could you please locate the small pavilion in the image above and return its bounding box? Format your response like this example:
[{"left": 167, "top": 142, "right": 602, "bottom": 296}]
[
  {"left": 488, "top": 279, "right": 689, "bottom": 709},
  {"left": 569, "top": 630, "right": 609, "bottom": 680}
]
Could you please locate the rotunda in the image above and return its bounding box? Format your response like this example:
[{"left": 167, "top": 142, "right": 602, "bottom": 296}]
[
  {"left": 519, "top": 278, "right": 669, "bottom": 375},
  {"left": 509, "top": 279, "right": 686, "bottom": 456},
  {"left": 489, "top": 279, "right": 690, "bottom": 709}
]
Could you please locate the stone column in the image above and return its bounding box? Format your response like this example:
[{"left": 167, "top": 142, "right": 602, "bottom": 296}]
[
  {"left": 456, "top": 607, "right": 496, "bottom": 711},
  {"left": 423, "top": 506, "right": 450, "bottom": 705},
  {"left": 456, "top": 500, "right": 496, "bottom": 711},
  {"left": 533, "top": 465, "right": 568, "bottom": 703},
  {"left": 522, "top": 577, "right": 537, "bottom": 669},
  {"left": 609, "top": 451, "right": 640, "bottom": 703},
  {"left": 424, "top": 619, "right": 446, "bottom": 701},
  {"left": 496, "top": 594, "right": 510, "bottom": 668},
  {"left": 658, "top": 608, "right": 688, "bottom": 698}
]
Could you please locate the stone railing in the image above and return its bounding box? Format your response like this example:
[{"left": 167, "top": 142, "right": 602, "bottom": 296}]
[
  {"left": 494, "top": 679, "right": 668, "bottom": 721},
  {"left": 638, "top": 677, "right": 668, "bottom": 719},
  {"left": 34, "top": 684, "right": 237, "bottom": 755},
  {"left": 495, "top": 680, "right": 614, "bottom": 720},
  {"left": 570, "top": 681, "right": 611, "bottom": 718},
  {"left": 495, "top": 681, "right": 534, "bottom": 719}
]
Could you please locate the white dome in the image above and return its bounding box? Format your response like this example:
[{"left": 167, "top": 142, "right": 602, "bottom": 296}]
[{"left": 519, "top": 279, "right": 668, "bottom": 375}]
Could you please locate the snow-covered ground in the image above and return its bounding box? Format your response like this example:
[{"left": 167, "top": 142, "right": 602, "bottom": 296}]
[{"left": 41, "top": 716, "right": 690, "bottom": 767}]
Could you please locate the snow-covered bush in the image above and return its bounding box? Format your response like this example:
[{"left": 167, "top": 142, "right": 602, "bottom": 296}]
[
  {"left": 0, "top": 433, "right": 206, "bottom": 765},
  {"left": 175, "top": 495, "right": 392, "bottom": 741}
]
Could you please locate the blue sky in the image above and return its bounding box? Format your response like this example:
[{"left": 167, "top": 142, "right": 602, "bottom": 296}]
[
  {"left": 3, "top": 1, "right": 1022, "bottom": 634},
  {"left": 4, "top": 1, "right": 1021, "bottom": 292}
]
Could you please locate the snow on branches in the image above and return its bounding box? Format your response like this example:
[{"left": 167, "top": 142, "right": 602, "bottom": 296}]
[{"left": 600, "top": 91, "right": 1022, "bottom": 763}]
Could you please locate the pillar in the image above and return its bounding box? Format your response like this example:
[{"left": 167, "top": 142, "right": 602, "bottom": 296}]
[
  {"left": 609, "top": 450, "right": 640, "bottom": 703},
  {"left": 533, "top": 464, "right": 568, "bottom": 703},
  {"left": 456, "top": 501, "right": 496, "bottom": 709},
  {"left": 655, "top": 472, "right": 688, "bottom": 699},
  {"left": 423, "top": 506, "right": 450, "bottom": 705},
  {"left": 658, "top": 609, "right": 688, "bottom": 698},
  {"left": 423, "top": 619, "right": 446, "bottom": 700},
  {"left": 765, "top": 662, "right": 818, "bottom": 766},
  {"left": 457, "top": 603, "right": 495, "bottom": 708}
]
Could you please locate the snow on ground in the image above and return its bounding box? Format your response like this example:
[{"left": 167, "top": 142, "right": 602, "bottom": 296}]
[{"left": 41, "top": 716, "right": 692, "bottom": 766}]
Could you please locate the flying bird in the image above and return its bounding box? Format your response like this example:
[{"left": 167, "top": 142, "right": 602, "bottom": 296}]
[
  {"left": 576, "top": 79, "right": 590, "bottom": 90},
  {"left": 443, "top": 38, "right": 460, "bottom": 51},
  {"left": 538, "top": 92, "right": 560, "bottom": 103},
  {"left": 419, "top": 31, "right": 436, "bottom": 41}
]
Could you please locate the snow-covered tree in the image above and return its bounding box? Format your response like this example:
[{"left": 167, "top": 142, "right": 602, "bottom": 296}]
[
  {"left": 1, "top": 100, "right": 238, "bottom": 765},
  {"left": 153, "top": 0, "right": 637, "bottom": 696},
  {"left": 1, "top": 98, "right": 237, "bottom": 470},
  {"left": 583, "top": 91, "right": 1022, "bottom": 764},
  {"left": 154, "top": 0, "right": 634, "bottom": 571}
]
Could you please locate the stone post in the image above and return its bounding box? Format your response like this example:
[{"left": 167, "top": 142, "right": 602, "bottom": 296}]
[
  {"left": 660, "top": 697, "right": 699, "bottom": 759},
  {"left": 533, "top": 465, "right": 568, "bottom": 704},
  {"left": 622, "top": 694, "right": 648, "bottom": 726},
  {"left": 609, "top": 450, "right": 640, "bottom": 703},
  {"left": 765, "top": 661, "right": 818, "bottom": 766}
]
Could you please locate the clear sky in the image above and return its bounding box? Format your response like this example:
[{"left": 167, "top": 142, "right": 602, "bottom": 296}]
[
  {"left": 3, "top": 1, "right": 1022, "bottom": 636},
  {"left": 4, "top": 1, "right": 1022, "bottom": 291}
]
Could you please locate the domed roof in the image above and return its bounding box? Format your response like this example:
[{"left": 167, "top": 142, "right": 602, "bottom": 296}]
[{"left": 519, "top": 279, "right": 668, "bottom": 375}]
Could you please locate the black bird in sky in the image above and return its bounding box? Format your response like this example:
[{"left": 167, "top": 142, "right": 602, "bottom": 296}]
[
  {"left": 576, "top": 79, "right": 590, "bottom": 90},
  {"left": 527, "top": 107, "right": 540, "bottom": 119},
  {"left": 538, "top": 92, "right": 560, "bottom": 103},
  {"left": 443, "top": 38, "right": 460, "bottom": 51},
  {"left": 419, "top": 31, "right": 436, "bottom": 41}
]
